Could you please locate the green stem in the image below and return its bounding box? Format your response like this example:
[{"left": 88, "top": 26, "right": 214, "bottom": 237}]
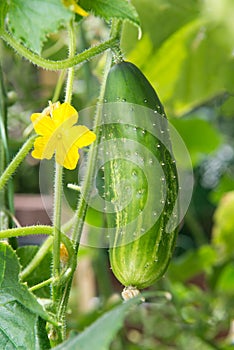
[
  {"left": 0, "top": 135, "right": 36, "bottom": 190},
  {"left": 49, "top": 21, "right": 77, "bottom": 344},
  {"left": 0, "top": 225, "right": 53, "bottom": 239},
  {"left": 53, "top": 20, "right": 76, "bottom": 341},
  {"left": 1, "top": 30, "right": 118, "bottom": 71},
  {"left": 29, "top": 277, "right": 55, "bottom": 292},
  {"left": 0, "top": 63, "right": 17, "bottom": 246},
  {"left": 52, "top": 70, "right": 66, "bottom": 103},
  {"left": 71, "top": 36, "right": 117, "bottom": 250},
  {"left": 51, "top": 19, "right": 76, "bottom": 307},
  {"left": 52, "top": 163, "right": 63, "bottom": 292},
  {"left": 56, "top": 19, "right": 122, "bottom": 331},
  {"left": 73, "top": 25, "right": 123, "bottom": 233},
  {"left": 64, "top": 20, "right": 76, "bottom": 103}
]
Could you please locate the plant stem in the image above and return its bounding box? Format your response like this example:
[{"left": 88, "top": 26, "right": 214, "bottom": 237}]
[
  {"left": 1, "top": 30, "right": 118, "bottom": 71},
  {"left": 64, "top": 21, "right": 76, "bottom": 104},
  {"left": 52, "top": 163, "right": 63, "bottom": 296},
  {"left": 0, "top": 225, "right": 53, "bottom": 239},
  {"left": 29, "top": 277, "right": 55, "bottom": 292},
  {"left": 0, "top": 135, "right": 36, "bottom": 190},
  {"left": 56, "top": 19, "right": 122, "bottom": 334},
  {"left": 72, "top": 20, "right": 121, "bottom": 251},
  {"left": 0, "top": 62, "right": 17, "bottom": 247},
  {"left": 52, "top": 70, "right": 66, "bottom": 103},
  {"left": 51, "top": 20, "right": 76, "bottom": 342}
]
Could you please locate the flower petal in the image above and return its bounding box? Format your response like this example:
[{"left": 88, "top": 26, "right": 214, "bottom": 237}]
[
  {"left": 31, "top": 136, "right": 55, "bottom": 160},
  {"left": 31, "top": 114, "right": 55, "bottom": 136},
  {"left": 55, "top": 142, "right": 79, "bottom": 170},
  {"left": 63, "top": 0, "right": 89, "bottom": 17},
  {"left": 73, "top": 3, "right": 89, "bottom": 17},
  {"left": 52, "top": 102, "right": 78, "bottom": 128},
  {"left": 71, "top": 126, "right": 96, "bottom": 148},
  {"left": 31, "top": 113, "right": 41, "bottom": 123}
]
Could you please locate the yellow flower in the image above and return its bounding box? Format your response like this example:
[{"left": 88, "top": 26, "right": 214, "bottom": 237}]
[
  {"left": 63, "top": 0, "right": 89, "bottom": 17},
  {"left": 31, "top": 102, "right": 96, "bottom": 170}
]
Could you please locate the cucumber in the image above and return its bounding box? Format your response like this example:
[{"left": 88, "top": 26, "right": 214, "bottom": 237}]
[{"left": 101, "top": 61, "right": 179, "bottom": 292}]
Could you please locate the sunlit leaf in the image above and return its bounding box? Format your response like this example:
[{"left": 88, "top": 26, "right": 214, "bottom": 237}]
[
  {"left": 210, "top": 173, "right": 234, "bottom": 204},
  {"left": 216, "top": 262, "right": 234, "bottom": 295},
  {"left": 170, "top": 114, "right": 222, "bottom": 166},
  {"left": 212, "top": 191, "right": 234, "bottom": 262},
  {"left": 220, "top": 95, "right": 234, "bottom": 118},
  {"left": 128, "top": 16, "right": 234, "bottom": 116},
  {"left": 80, "top": 0, "right": 140, "bottom": 27},
  {"left": 0, "top": 2, "right": 8, "bottom": 30},
  {"left": 168, "top": 245, "right": 217, "bottom": 283},
  {"left": 7, "top": 0, "right": 73, "bottom": 54},
  {"left": 123, "top": 0, "right": 200, "bottom": 54}
]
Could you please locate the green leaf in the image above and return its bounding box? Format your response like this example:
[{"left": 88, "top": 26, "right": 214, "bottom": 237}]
[
  {"left": 0, "top": 243, "right": 51, "bottom": 349},
  {"left": 212, "top": 191, "right": 234, "bottom": 262},
  {"left": 7, "top": 0, "right": 73, "bottom": 54},
  {"left": 170, "top": 114, "right": 222, "bottom": 167},
  {"left": 168, "top": 245, "right": 217, "bottom": 283},
  {"left": 53, "top": 297, "right": 141, "bottom": 350},
  {"left": 80, "top": 0, "right": 140, "bottom": 27},
  {"left": 220, "top": 95, "right": 234, "bottom": 118},
  {"left": 17, "top": 245, "right": 52, "bottom": 298},
  {"left": 128, "top": 17, "right": 234, "bottom": 116},
  {"left": 210, "top": 174, "right": 234, "bottom": 204},
  {"left": 215, "top": 262, "right": 234, "bottom": 295},
  {"left": 122, "top": 0, "right": 200, "bottom": 54},
  {"left": 0, "top": 2, "right": 9, "bottom": 31},
  {"left": 178, "top": 333, "right": 217, "bottom": 350}
]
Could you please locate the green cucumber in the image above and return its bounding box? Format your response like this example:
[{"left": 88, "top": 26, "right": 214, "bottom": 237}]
[{"left": 101, "top": 61, "right": 178, "bottom": 293}]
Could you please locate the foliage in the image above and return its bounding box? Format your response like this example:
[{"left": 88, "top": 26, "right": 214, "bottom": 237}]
[{"left": 0, "top": 243, "right": 51, "bottom": 349}]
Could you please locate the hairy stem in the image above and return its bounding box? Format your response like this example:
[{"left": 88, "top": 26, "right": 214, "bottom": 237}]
[
  {"left": 1, "top": 30, "right": 118, "bottom": 71},
  {"left": 0, "top": 135, "right": 36, "bottom": 190},
  {"left": 56, "top": 19, "right": 122, "bottom": 331},
  {"left": 0, "top": 225, "right": 53, "bottom": 239},
  {"left": 52, "top": 163, "right": 63, "bottom": 297},
  {"left": 29, "top": 277, "right": 55, "bottom": 292},
  {"left": 51, "top": 20, "right": 76, "bottom": 343}
]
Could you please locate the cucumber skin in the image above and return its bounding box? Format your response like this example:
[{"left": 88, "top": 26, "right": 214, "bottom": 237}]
[{"left": 102, "top": 61, "right": 178, "bottom": 289}]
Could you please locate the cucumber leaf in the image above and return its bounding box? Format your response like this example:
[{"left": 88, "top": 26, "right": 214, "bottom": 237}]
[
  {"left": 54, "top": 297, "right": 141, "bottom": 350},
  {"left": 121, "top": 0, "right": 201, "bottom": 54},
  {"left": 212, "top": 191, "right": 234, "bottom": 262},
  {"left": 126, "top": 1, "right": 234, "bottom": 116},
  {"left": 170, "top": 114, "right": 222, "bottom": 166},
  {"left": 215, "top": 262, "right": 234, "bottom": 295},
  {"left": 168, "top": 245, "right": 217, "bottom": 283},
  {"left": 6, "top": 0, "right": 73, "bottom": 54},
  {"left": 0, "top": 2, "right": 8, "bottom": 31},
  {"left": 130, "top": 19, "right": 233, "bottom": 116},
  {"left": 80, "top": 0, "right": 140, "bottom": 27},
  {"left": 0, "top": 243, "right": 51, "bottom": 349}
]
